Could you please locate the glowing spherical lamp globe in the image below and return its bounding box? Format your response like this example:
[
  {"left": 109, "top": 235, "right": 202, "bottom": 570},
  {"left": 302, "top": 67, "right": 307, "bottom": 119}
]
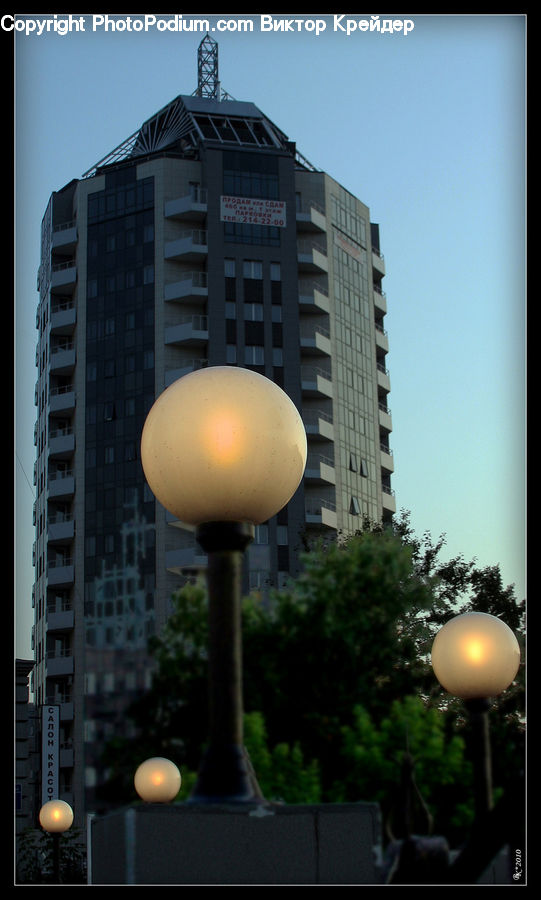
[
  {"left": 141, "top": 366, "right": 307, "bottom": 526},
  {"left": 39, "top": 799, "right": 74, "bottom": 833},
  {"left": 134, "top": 757, "right": 182, "bottom": 803},
  {"left": 431, "top": 612, "right": 520, "bottom": 700}
]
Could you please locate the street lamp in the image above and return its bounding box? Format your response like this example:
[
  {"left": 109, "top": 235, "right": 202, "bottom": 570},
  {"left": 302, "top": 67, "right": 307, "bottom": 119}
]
[
  {"left": 431, "top": 612, "right": 521, "bottom": 822},
  {"left": 134, "top": 757, "right": 182, "bottom": 803},
  {"left": 39, "top": 799, "right": 74, "bottom": 883},
  {"left": 141, "top": 366, "right": 307, "bottom": 803}
]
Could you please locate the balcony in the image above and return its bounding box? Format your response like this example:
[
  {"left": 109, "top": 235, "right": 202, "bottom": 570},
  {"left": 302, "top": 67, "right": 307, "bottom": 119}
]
[
  {"left": 372, "top": 249, "right": 386, "bottom": 278},
  {"left": 298, "top": 282, "right": 330, "bottom": 315},
  {"left": 300, "top": 325, "right": 331, "bottom": 358},
  {"left": 301, "top": 366, "right": 333, "bottom": 399},
  {"left": 375, "top": 323, "right": 389, "bottom": 353},
  {"left": 46, "top": 651, "right": 74, "bottom": 677},
  {"left": 165, "top": 358, "right": 208, "bottom": 387},
  {"left": 377, "top": 363, "right": 391, "bottom": 394},
  {"left": 47, "top": 606, "right": 75, "bottom": 632},
  {"left": 48, "top": 428, "right": 75, "bottom": 459},
  {"left": 48, "top": 516, "right": 75, "bottom": 543},
  {"left": 305, "top": 454, "right": 336, "bottom": 485},
  {"left": 378, "top": 402, "right": 393, "bottom": 434},
  {"left": 51, "top": 261, "right": 77, "bottom": 294},
  {"left": 165, "top": 316, "right": 209, "bottom": 348},
  {"left": 373, "top": 287, "right": 387, "bottom": 315},
  {"left": 165, "top": 547, "right": 208, "bottom": 576},
  {"left": 50, "top": 342, "right": 76, "bottom": 374},
  {"left": 52, "top": 221, "right": 77, "bottom": 253},
  {"left": 50, "top": 301, "right": 76, "bottom": 335},
  {"left": 45, "top": 696, "right": 74, "bottom": 721},
  {"left": 47, "top": 559, "right": 75, "bottom": 587},
  {"left": 164, "top": 272, "right": 208, "bottom": 305},
  {"left": 381, "top": 484, "right": 396, "bottom": 514},
  {"left": 305, "top": 499, "right": 338, "bottom": 530},
  {"left": 60, "top": 746, "right": 74, "bottom": 768},
  {"left": 380, "top": 444, "right": 394, "bottom": 475},
  {"left": 165, "top": 230, "right": 208, "bottom": 262},
  {"left": 164, "top": 188, "right": 208, "bottom": 222},
  {"left": 296, "top": 202, "right": 327, "bottom": 234},
  {"left": 49, "top": 386, "right": 76, "bottom": 416},
  {"left": 48, "top": 469, "right": 75, "bottom": 500},
  {"left": 302, "top": 410, "right": 334, "bottom": 443},
  {"left": 297, "top": 240, "right": 328, "bottom": 274}
]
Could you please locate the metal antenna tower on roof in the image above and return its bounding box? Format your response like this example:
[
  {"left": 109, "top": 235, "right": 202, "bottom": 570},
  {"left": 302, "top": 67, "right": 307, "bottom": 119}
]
[{"left": 196, "top": 34, "right": 220, "bottom": 100}]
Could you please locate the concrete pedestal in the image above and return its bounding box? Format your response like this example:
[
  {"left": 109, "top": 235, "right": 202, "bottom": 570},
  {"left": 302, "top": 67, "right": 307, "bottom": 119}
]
[{"left": 90, "top": 802, "right": 383, "bottom": 885}]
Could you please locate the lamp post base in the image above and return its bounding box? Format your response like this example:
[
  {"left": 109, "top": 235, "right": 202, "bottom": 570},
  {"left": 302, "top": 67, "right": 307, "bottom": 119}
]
[{"left": 187, "top": 743, "right": 266, "bottom": 805}]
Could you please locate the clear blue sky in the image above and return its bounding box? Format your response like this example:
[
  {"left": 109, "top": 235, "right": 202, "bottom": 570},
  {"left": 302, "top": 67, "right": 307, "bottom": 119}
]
[{"left": 14, "top": 14, "right": 526, "bottom": 658}]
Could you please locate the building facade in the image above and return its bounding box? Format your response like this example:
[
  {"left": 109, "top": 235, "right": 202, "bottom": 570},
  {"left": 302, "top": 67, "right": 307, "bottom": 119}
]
[{"left": 31, "top": 39, "right": 395, "bottom": 825}]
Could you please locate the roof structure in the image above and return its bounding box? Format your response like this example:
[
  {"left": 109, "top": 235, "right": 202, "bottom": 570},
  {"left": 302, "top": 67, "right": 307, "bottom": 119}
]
[{"left": 82, "top": 35, "right": 319, "bottom": 178}]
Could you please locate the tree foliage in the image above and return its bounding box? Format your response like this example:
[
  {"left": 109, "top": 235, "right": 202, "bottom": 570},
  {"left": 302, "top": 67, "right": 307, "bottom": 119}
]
[{"left": 99, "top": 510, "right": 525, "bottom": 845}]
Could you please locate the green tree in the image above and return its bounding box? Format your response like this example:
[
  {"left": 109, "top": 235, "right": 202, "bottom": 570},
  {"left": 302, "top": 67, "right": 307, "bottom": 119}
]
[
  {"left": 16, "top": 828, "right": 87, "bottom": 884},
  {"left": 242, "top": 528, "right": 435, "bottom": 794},
  {"left": 99, "top": 512, "right": 524, "bottom": 845},
  {"left": 330, "top": 695, "right": 473, "bottom": 846}
]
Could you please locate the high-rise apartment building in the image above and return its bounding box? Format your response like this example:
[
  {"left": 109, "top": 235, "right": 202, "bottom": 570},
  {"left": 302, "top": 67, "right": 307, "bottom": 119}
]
[{"left": 31, "top": 37, "right": 394, "bottom": 824}]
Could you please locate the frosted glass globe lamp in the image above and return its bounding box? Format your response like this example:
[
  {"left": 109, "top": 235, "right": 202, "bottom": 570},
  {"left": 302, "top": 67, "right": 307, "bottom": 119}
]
[
  {"left": 431, "top": 611, "right": 520, "bottom": 700},
  {"left": 141, "top": 365, "right": 307, "bottom": 527},
  {"left": 39, "top": 799, "right": 74, "bottom": 833},
  {"left": 134, "top": 757, "right": 182, "bottom": 803}
]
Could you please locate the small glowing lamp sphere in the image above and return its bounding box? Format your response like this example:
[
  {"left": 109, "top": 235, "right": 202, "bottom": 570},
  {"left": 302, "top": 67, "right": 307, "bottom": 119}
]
[
  {"left": 134, "top": 757, "right": 182, "bottom": 803},
  {"left": 39, "top": 799, "right": 74, "bottom": 833},
  {"left": 141, "top": 366, "right": 307, "bottom": 526},
  {"left": 431, "top": 612, "right": 520, "bottom": 700}
]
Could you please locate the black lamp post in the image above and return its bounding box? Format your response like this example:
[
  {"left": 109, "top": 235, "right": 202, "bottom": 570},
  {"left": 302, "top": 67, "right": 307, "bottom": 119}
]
[{"left": 141, "top": 366, "right": 307, "bottom": 803}]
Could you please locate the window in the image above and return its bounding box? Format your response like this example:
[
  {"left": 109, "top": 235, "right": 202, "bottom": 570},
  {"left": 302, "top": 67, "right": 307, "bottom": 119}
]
[
  {"left": 243, "top": 260, "right": 263, "bottom": 279},
  {"left": 350, "top": 497, "right": 361, "bottom": 515},
  {"left": 271, "top": 305, "right": 282, "bottom": 323},
  {"left": 360, "top": 459, "right": 369, "bottom": 478},
  {"left": 277, "top": 526, "right": 288, "bottom": 545},
  {"left": 226, "top": 345, "right": 237, "bottom": 363},
  {"left": 104, "top": 359, "right": 115, "bottom": 378},
  {"left": 87, "top": 279, "right": 98, "bottom": 299},
  {"left": 245, "top": 346, "right": 264, "bottom": 365},
  {"left": 349, "top": 453, "right": 358, "bottom": 472},
  {"left": 104, "top": 401, "right": 115, "bottom": 421},
  {"left": 143, "top": 224, "right": 154, "bottom": 242},
  {"left": 270, "top": 262, "right": 281, "bottom": 281},
  {"left": 254, "top": 524, "right": 269, "bottom": 544},
  {"left": 226, "top": 301, "right": 236, "bottom": 319},
  {"left": 143, "top": 350, "right": 154, "bottom": 369},
  {"left": 244, "top": 303, "right": 264, "bottom": 321},
  {"left": 104, "top": 446, "right": 114, "bottom": 464},
  {"left": 272, "top": 348, "right": 283, "bottom": 367},
  {"left": 143, "top": 265, "right": 154, "bottom": 284},
  {"left": 224, "top": 258, "right": 236, "bottom": 277}
]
